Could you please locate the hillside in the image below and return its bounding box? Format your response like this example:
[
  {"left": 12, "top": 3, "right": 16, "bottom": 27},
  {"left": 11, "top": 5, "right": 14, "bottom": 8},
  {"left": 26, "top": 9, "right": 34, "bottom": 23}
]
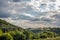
[
  {"left": 0, "top": 19, "right": 60, "bottom": 40},
  {"left": 0, "top": 19, "right": 23, "bottom": 32}
]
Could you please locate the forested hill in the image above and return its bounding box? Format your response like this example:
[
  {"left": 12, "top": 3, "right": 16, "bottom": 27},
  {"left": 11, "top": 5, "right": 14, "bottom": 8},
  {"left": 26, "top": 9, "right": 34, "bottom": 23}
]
[
  {"left": 0, "top": 19, "right": 60, "bottom": 40},
  {"left": 0, "top": 19, "right": 33, "bottom": 40},
  {"left": 0, "top": 19, "right": 20, "bottom": 28},
  {"left": 0, "top": 19, "right": 23, "bottom": 32}
]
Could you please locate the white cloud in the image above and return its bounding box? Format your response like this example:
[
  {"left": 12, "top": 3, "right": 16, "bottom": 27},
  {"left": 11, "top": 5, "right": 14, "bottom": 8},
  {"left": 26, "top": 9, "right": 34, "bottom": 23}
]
[{"left": 23, "top": 13, "right": 35, "bottom": 17}]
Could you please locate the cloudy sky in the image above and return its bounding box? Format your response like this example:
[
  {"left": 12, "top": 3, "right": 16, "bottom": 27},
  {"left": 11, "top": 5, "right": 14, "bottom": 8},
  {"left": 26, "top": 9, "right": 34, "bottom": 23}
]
[{"left": 0, "top": 0, "right": 60, "bottom": 28}]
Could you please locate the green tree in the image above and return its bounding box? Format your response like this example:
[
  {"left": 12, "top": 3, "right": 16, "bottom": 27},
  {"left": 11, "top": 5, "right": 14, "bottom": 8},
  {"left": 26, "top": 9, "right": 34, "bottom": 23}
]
[
  {"left": 47, "top": 31, "right": 57, "bottom": 37},
  {"left": 9, "top": 30, "right": 26, "bottom": 40},
  {"left": 0, "top": 33, "right": 13, "bottom": 40},
  {"left": 40, "top": 32, "right": 47, "bottom": 39},
  {"left": 23, "top": 30, "right": 33, "bottom": 40}
]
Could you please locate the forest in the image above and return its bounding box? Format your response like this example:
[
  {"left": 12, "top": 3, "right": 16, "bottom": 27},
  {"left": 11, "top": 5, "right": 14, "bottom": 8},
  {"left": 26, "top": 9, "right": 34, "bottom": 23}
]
[{"left": 0, "top": 19, "right": 60, "bottom": 40}]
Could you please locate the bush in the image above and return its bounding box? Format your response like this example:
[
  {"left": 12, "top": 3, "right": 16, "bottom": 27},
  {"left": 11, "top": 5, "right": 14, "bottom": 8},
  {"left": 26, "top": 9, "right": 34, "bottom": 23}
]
[{"left": 40, "top": 33, "right": 47, "bottom": 39}]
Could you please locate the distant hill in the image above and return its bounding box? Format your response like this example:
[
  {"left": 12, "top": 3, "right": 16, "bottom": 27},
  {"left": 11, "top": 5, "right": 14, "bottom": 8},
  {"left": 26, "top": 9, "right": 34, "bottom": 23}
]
[{"left": 27, "top": 27, "right": 60, "bottom": 34}]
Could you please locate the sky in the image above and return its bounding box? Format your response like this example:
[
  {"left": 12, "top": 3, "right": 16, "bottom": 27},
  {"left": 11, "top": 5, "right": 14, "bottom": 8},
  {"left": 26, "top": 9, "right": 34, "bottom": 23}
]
[{"left": 0, "top": 0, "right": 60, "bottom": 28}]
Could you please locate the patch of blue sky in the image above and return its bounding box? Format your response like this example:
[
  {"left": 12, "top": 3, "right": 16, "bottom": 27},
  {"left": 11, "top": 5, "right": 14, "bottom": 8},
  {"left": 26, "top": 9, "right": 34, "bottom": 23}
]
[{"left": 26, "top": 10, "right": 47, "bottom": 17}]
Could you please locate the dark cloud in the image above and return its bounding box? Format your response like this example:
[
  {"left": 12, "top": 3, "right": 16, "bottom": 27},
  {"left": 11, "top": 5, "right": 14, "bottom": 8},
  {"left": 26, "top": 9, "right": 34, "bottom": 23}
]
[
  {"left": 31, "top": 18, "right": 40, "bottom": 21},
  {"left": 0, "top": 0, "right": 12, "bottom": 18},
  {"left": 0, "top": 11, "right": 11, "bottom": 18},
  {"left": 51, "top": 14, "right": 60, "bottom": 20},
  {"left": 41, "top": 17, "right": 54, "bottom": 22},
  {"left": 13, "top": 0, "right": 20, "bottom": 2},
  {"left": 0, "top": 0, "right": 7, "bottom": 7},
  {"left": 13, "top": 0, "right": 30, "bottom": 2},
  {"left": 0, "top": 1, "right": 4, "bottom": 7}
]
